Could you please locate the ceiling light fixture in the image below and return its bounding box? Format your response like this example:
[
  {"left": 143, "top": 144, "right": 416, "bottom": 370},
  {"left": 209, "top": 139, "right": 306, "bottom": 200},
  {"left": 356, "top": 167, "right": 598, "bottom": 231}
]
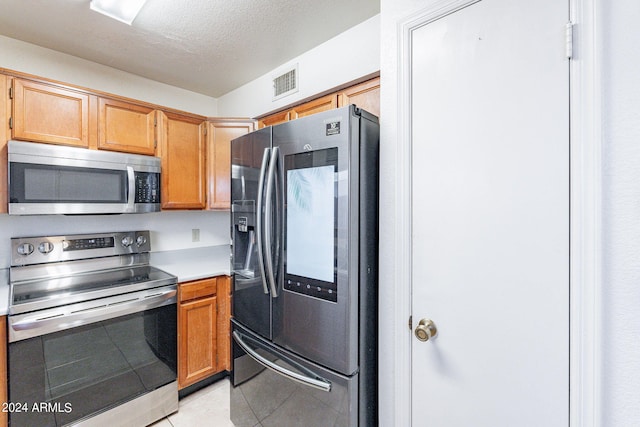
[{"left": 89, "top": 0, "right": 148, "bottom": 25}]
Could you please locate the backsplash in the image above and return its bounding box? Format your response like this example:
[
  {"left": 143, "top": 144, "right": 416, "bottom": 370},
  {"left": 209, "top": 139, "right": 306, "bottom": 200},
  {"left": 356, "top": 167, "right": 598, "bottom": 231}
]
[{"left": 0, "top": 210, "right": 230, "bottom": 268}]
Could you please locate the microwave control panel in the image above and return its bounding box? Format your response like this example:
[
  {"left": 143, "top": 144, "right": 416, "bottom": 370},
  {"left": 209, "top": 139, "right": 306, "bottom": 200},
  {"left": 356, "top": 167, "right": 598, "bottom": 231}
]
[{"left": 135, "top": 172, "right": 160, "bottom": 203}]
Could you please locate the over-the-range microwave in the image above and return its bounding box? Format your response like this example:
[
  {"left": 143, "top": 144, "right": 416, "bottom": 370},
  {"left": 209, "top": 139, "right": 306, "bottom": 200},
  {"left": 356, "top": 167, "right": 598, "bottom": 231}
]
[{"left": 8, "top": 140, "right": 161, "bottom": 215}]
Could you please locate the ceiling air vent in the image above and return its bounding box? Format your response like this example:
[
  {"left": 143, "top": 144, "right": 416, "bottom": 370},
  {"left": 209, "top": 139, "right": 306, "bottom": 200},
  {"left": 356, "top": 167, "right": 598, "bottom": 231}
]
[{"left": 272, "top": 65, "right": 298, "bottom": 101}]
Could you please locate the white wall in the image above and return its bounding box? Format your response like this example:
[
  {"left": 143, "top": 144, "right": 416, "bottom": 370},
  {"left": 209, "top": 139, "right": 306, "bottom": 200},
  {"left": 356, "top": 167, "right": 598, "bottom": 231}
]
[
  {"left": 600, "top": 0, "right": 640, "bottom": 424},
  {"left": 0, "top": 211, "right": 230, "bottom": 268},
  {"left": 0, "top": 35, "right": 218, "bottom": 116},
  {"left": 216, "top": 15, "right": 380, "bottom": 118}
]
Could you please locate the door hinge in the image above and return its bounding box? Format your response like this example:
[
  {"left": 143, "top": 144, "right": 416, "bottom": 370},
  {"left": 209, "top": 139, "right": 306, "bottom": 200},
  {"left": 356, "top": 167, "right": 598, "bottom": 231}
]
[
  {"left": 8, "top": 86, "right": 13, "bottom": 99},
  {"left": 8, "top": 117, "right": 12, "bottom": 129},
  {"left": 566, "top": 22, "right": 574, "bottom": 59},
  {"left": 408, "top": 315, "right": 413, "bottom": 331}
]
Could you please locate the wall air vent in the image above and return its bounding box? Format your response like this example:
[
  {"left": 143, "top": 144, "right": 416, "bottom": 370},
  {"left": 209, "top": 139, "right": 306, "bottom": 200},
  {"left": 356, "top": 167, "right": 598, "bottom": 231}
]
[{"left": 272, "top": 64, "right": 299, "bottom": 101}]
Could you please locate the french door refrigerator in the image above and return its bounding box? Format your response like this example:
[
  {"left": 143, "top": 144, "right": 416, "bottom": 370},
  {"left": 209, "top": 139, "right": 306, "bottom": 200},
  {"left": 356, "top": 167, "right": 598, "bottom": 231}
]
[{"left": 230, "top": 105, "right": 379, "bottom": 427}]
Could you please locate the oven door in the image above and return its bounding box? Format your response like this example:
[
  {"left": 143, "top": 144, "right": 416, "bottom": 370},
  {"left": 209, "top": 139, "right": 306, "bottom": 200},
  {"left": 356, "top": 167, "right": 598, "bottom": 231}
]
[{"left": 7, "top": 288, "right": 177, "bottom": 427}]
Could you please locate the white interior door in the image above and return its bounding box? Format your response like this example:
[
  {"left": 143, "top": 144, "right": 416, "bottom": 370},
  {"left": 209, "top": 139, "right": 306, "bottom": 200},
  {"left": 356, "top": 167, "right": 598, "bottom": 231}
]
[{"left": 410, "top": 0, "right": 569, "bottom": 425}]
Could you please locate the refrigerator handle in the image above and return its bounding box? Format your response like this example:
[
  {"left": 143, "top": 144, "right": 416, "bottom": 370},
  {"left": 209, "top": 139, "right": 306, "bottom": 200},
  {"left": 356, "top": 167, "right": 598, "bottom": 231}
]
[
  {"left": 232, "top": 330, "right": 332, "bottom": 392},
  {"left": 264, "top": 146, "right": 279, "bottom": 297},
  {"left": 256, "top": 148, "right": 271, "bottom": 295}
]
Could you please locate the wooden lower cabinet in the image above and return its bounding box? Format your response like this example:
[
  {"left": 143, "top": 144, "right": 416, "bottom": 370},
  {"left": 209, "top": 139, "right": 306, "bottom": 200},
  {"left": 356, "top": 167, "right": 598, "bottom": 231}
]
[
  {"left": 177, "top": 276, "right": 231, "bottom": 390},
  {"left": 0, "top": 316, "right": 7, "bottom": 427}
]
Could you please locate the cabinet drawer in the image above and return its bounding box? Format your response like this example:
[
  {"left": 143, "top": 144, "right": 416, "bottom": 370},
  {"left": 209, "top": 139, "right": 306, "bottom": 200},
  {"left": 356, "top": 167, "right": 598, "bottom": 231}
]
[{"left": 179, "top": 278, "right": 217, "bottom": 303}]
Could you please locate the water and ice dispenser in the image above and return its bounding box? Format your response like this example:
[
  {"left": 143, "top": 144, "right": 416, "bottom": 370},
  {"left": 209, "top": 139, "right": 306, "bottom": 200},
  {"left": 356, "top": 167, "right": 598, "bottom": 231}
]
[{"left": 232, "top": 201, "right": 257, "bottom": 278}]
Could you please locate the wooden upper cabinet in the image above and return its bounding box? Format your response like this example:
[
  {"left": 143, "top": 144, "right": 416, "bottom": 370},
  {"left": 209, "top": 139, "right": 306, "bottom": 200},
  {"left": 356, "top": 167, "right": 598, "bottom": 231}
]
[
  {"left": 1, "top": 76, "right": 8, "bottom": 214},
  {"left": 98, "top": 98, "right": 156, "bottom": 155},
  {"left": 207, "top": 120, "right": 254, "bottom": 210},
  {"left": 290, "top": 93, "right": 338, "bottom": 120},
  {"left": 257, "top": 110, "right": 290, "bottom": 129},
  {"left": 11, "top": 78, "right": 90, "bottom": 147},
  {"left": 338, "top": 77, "right": 380, "bottom": 118},
  {"left": 158, "top": 111, "right": 206, "bottom": 209}
]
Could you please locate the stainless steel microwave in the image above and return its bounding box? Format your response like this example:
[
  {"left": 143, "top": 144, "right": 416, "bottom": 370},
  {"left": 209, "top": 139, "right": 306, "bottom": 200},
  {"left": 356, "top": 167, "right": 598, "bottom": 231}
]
[{"left": 8, "top": 140, "right": 161, "bottom": 215}]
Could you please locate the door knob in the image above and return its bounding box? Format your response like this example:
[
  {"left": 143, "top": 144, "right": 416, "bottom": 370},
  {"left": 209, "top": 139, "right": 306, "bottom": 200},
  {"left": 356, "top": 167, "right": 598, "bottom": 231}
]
[{"left": 414, "top": 319, "right": 437, "bottom": 342}]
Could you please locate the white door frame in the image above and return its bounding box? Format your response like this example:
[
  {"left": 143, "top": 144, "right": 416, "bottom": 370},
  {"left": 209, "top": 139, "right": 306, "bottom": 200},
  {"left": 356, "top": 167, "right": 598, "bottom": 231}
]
[{"left": 388, "top": 0, "right": 603, "bottom": 425}]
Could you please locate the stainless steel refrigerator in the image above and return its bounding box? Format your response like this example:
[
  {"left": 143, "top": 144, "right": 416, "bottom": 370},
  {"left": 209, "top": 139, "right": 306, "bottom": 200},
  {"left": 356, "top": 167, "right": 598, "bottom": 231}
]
[{"left": 230, "top": 105, "right": 378, "bottom": 427}]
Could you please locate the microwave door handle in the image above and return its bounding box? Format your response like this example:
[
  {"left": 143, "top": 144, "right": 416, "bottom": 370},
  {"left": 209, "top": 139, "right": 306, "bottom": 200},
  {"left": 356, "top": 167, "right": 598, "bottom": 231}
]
[
  {"left": 256, "top": 148, "right": 271, "bottom": 295},
  {"left": 232, "top": 331, "right": 332, "bottom": 392},
  {"left": 264, "top": 146, "right": 279, "bottom": 298},
  {"left": 126, "top": 166, "right": 135, "bottom": 212}
]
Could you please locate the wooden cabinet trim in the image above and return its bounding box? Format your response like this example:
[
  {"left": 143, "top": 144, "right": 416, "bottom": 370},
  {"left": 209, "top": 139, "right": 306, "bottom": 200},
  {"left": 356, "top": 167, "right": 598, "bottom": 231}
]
[{"left": 216, "top": 276, "right": 232, "bottom": 372}]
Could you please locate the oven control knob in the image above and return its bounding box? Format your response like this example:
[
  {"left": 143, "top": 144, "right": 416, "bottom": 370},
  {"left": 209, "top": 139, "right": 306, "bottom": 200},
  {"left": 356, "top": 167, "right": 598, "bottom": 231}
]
[
  {"left": 17, "top": 243, "right": 34, "bottom": 256},
  {"left": 38, "top": 242, "right": 54, "bottom": 254},
  {"left": 121, "top": 236, "right": 134, "bottom": 247},
  {"left": 136, "top": 235, "right": 147, "bottom": 247}
]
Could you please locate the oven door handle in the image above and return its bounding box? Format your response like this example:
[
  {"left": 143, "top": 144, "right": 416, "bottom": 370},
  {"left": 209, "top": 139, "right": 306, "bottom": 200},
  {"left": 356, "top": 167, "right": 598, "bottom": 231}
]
[
  {"left": 9, "top": 287, "right": 177, "bottom": 342},
  {"left": 232, "top": 330, "right": 331, "bottom": 392}
]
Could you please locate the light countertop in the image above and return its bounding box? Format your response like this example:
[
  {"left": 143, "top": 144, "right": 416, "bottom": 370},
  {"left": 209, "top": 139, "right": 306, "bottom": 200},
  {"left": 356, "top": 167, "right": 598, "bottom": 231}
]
[
  {"left": 150, "top": 245, "right": 231, "bottom": 283},
  {"left": 0, "top": 245, "right": 231, "bottom": 316}
]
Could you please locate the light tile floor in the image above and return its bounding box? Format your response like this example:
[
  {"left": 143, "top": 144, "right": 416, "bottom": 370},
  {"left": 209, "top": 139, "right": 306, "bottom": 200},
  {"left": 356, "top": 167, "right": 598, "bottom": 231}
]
[{"left": 150, "top": 379, "right": 235, "bottom": 427}]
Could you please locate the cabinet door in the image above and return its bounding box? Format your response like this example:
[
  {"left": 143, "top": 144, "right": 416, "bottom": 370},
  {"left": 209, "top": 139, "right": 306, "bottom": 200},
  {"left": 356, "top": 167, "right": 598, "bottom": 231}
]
[
  {"left": 216, "top": 276, "right": 232, "bottom": 372},
  {"left": 338, "top": 77, "right": 380, "bottom": 118},
  {"left": 257, "top": 110, "right": 290, "bottom": 129},
  {"left": 98, "top": 98, "right": 156, "bottom": 155},
  {"left": 290, "top": 93, "right": 338, "bottom": 120},
  {"left": 207, "top": 120, "right": 254, "bottom": 210},
  {"left": 178, "top": 296, "right": 218, "bottom": 389},
  {"left": 159, "top": 112, "right": 206, "bottom": 209},
  {"left": 1, "top": 76, "right": 8, "bottom": 214},
  {"left": 0, "top": 316, "right": 6, "bottom": 427},
  {"left": 11, "top": 78, "right": 89, "bottom": 147}
]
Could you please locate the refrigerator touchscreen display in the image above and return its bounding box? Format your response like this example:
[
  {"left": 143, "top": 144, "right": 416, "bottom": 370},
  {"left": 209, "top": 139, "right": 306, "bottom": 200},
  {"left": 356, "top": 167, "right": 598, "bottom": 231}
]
[{"left": 284, "top": 148, "right": 338, "bottom": 302}]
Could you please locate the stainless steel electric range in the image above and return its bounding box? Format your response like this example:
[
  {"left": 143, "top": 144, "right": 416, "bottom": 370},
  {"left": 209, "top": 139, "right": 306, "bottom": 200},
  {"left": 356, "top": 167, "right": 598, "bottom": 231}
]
[{"left": 7, "top": 230, "right": 178, "bottom": 427}]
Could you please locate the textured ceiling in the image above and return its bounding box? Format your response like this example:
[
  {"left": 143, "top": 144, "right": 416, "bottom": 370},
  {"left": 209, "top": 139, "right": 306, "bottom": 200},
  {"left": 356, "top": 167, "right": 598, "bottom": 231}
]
[{"left": 0, "top": 0, "right": 379, "bottom": 97}]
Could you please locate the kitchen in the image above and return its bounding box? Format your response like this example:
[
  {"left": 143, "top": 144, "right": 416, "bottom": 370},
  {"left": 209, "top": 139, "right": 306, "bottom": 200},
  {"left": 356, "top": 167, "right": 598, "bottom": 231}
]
[{"left": 0, "top": 0, "right": 639, "bottom": 426}]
